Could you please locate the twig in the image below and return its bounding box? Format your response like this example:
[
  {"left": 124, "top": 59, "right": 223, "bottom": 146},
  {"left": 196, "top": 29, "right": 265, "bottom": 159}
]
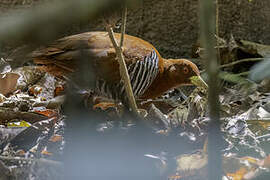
[
  {"left": 120, "top": 5, "right": 128, "bottom": 48},
  {"left": 219, "top": 58, "right": 263, "bottom": 68},
  {"left": 200, "top": 58, "right": 263, "bottom": 74},
  {"left": 105, "top": 2, "right": 138, "bottom": 115},
  {"left": 106, "top": 26, "right": 138, "bottom": 114}
]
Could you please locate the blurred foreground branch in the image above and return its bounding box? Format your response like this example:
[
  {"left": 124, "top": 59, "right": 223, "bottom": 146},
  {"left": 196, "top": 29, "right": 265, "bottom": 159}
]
[
  {"left": 0, "top": 0, "right": 136, "bottom": 68},
  {"left": 0, "top": 0, "right": 134, "bottom": 45},
  {"left": 200, "top": 0, "right": 222, "bottom": 179}
]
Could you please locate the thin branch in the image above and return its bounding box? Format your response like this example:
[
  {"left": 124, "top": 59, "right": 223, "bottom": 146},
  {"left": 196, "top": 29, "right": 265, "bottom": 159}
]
[
  {"left": 106, "top": 26, "right": 138, "bottom": 115},
  {"left": 120, "top": 5, "right": 128, "bottom": 48},
  {"left": 219, "top": 58, "right": 263, "bottom": 68},
  {"left": 200, "top": 58, "right": 264, "bottom": 73}
]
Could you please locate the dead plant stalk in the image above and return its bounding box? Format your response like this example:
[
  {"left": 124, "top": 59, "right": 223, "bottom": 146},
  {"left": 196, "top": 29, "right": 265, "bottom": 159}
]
[{"left": 106, "top": 7, "right": 138, "bottom": 114}]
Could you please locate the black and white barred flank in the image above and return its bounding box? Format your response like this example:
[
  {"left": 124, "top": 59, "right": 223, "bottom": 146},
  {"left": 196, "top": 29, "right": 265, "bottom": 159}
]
[{"left": 96, "top": 50, "right": 159, "bottom": 101}]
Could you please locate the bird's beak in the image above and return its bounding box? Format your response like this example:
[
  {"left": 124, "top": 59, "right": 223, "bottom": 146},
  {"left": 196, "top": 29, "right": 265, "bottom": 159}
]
[{"left": 190, "top": 76, "right": 208, "bottom": 89}]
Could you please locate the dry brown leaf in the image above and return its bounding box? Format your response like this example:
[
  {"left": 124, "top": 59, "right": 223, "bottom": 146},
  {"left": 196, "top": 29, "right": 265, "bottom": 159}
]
[
  {"left": 28, "top": 85, "right": 43, "bottom": 96},
  {"left": 93, "top": 102, "right": 118, "bottom": 111},
  {"left": 168, "top": 174, "right": 182, "bottom": 180},
  {"left": 15, "top": 149, "right": 26, "bottom": 156},
  {"left": 0, "top": 72, "right": 20, "bottom": 96},
  {"left": 54, "top": 85, "right": 65, "bottom": 97},
  {"left": 226, "top": 167, "right": 247, "bottom": 180},
  {"left": 41, "top": 150, "right": 53, "bottom": 156},
  {"left": 49, "top": 135, "right": 63, "bottom": 142},
  {"left": 34, "top": 109, "right": 57, "bottom": 117}
]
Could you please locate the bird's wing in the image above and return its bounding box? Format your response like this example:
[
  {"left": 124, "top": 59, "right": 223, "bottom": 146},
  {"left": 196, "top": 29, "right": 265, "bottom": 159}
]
[{"left": 31, "top": 31, "right": 163, "bottom": 85}]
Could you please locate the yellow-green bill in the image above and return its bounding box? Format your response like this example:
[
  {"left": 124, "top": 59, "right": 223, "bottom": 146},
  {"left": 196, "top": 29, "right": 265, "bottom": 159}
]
[{"left": 190, "top": 76, "right": 208, "bottom": 89}]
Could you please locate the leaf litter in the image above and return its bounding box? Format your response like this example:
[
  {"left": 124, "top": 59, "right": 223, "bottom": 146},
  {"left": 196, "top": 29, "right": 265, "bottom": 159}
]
[{"left": 0, "top": 37, "right": 270, "bottom": 179}]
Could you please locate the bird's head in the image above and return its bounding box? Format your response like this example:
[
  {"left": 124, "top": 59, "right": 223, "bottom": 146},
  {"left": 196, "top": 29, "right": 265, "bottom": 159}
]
[{"left": 167, "top": 59, "right": 207, "bottom": 88}]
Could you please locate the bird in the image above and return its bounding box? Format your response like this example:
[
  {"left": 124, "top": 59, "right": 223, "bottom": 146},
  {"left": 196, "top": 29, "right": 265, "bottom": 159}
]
[{"left": 30, "top": 31, "right": 206, "bottom": 102}]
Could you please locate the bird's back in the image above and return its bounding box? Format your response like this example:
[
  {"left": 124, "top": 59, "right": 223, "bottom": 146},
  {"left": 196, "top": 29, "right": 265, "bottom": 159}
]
[{"left": 32, "top": 31, "right": 163, "bottom": 83}]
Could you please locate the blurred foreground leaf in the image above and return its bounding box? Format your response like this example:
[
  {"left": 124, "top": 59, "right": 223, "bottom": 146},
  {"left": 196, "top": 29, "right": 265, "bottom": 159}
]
[{"left": 249, "top": 58, "right": 270, "bottom": 82}]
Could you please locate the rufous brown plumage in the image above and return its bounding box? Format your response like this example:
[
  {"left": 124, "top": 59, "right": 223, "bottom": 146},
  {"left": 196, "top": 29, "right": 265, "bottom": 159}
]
[{"left": 31, "top": 31, "right": 204, "bottom": 100}]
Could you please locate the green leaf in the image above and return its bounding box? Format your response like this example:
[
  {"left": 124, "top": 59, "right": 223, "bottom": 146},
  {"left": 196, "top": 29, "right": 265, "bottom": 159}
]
[{"left": 7, "top": 120, "right": 31, "bottom": 127}]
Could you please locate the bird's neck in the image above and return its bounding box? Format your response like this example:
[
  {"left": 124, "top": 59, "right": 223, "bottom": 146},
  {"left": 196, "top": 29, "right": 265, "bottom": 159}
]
[
  {"left": 162, "top": 58, "right": 174, "bottom": 69},
  {"left": 140, "top": 58, "right": 178, "bottom": 99}
]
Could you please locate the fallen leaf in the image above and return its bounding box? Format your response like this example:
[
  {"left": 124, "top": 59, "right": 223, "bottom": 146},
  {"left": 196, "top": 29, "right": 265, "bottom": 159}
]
[
  {"left": 34, "top": 109, "right": 57, "bottom": 117},
  {"left": 0, "top": 93, "right": 6, "bottom": 103},
  {"left": 168, "top": 174, "right": 181, "bottom": 180},
  {"left": 15, "top": 149, "right": 26, "bottom": 156},
  {"left": 0, "top": 72, "right": 20, "bottom": 96},
  {"left": 54, "top": 85, "right": 65, "bottom": 97},
  {"left": 28, "top": 85, "right": 43, "bottom": 96},
  {"left": 7, "top": 120, "right": 31, "bottom": 127},
  {"left": 41, "top": 150, "right": 53, "bottom": 156},
  {"left": 49, "top": 135, "right": 63, "bottom": 142},
  {"left": 227, "top": 167, "right": 247, "bottom": 180},
  {"left": 93, "top": 102, "right": 118, "bottom": 111}
]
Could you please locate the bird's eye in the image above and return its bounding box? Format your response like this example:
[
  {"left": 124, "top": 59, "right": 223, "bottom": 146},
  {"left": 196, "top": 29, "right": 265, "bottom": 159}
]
[{"left": 183, "top": 66, "right": 189, "bottom": 74}]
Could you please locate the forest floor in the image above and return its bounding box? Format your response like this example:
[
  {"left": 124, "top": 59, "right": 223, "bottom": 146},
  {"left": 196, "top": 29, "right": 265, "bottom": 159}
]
[{"left": 0, "top": 36, "right": 270, "bottom": 180}]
